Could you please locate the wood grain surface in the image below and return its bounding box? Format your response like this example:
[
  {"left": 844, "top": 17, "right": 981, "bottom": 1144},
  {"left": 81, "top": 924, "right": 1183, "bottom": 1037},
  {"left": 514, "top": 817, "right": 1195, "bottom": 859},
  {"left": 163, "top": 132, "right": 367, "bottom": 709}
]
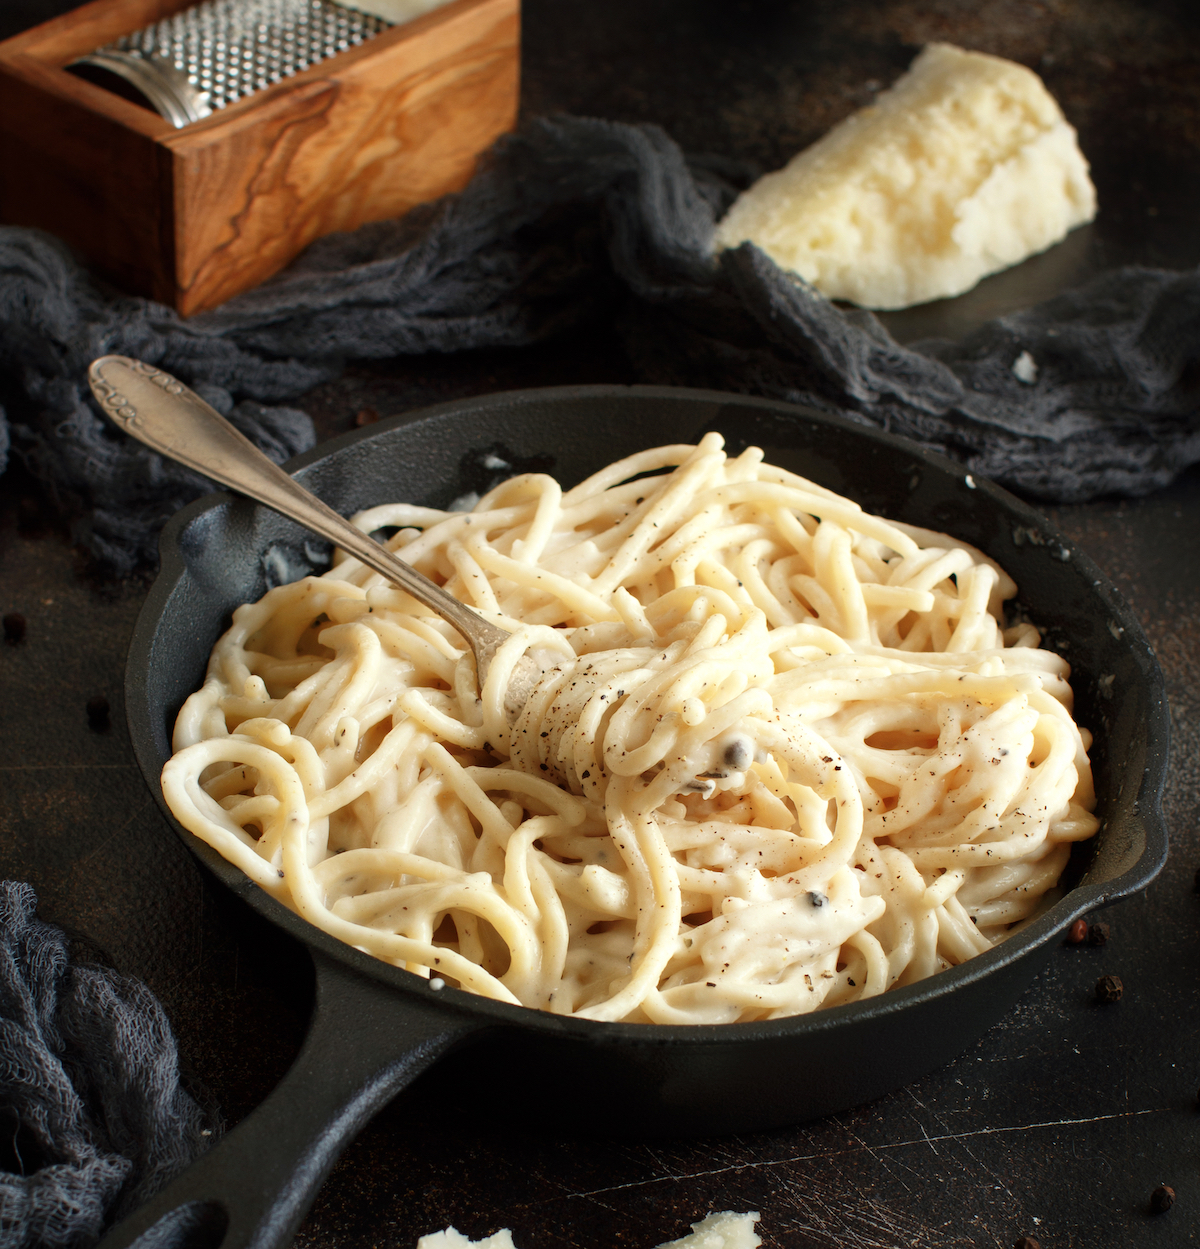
[
  {"left": 0, "top": 0, "right": 176, "bottom": 297},
  {"left": 163, "top": 0, "right": 519, "bottom": 312},
  {"left": 0, "top": 0, "right": 519, "bottom": 313}
]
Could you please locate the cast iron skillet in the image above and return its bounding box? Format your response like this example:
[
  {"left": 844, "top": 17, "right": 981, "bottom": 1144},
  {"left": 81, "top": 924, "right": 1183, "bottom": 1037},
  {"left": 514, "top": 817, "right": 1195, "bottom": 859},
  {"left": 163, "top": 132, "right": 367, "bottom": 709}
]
[{"left": 107, "top": 386, "right": 1169, "bottom": 1249}]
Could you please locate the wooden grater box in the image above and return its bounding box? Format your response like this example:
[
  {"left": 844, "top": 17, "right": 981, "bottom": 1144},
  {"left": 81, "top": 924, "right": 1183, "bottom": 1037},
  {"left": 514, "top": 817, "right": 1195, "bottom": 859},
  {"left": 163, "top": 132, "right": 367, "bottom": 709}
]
[{"left": 0, "top": 0, "right": 519, "bottom": 315}]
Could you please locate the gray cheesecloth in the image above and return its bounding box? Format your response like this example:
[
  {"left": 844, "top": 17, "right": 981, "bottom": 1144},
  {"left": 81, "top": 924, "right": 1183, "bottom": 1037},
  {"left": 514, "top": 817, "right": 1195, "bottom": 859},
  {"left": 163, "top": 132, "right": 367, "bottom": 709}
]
[
  {"left": 2, "top": 116, "right": 1199, "bottom": 575},
  {"left": 0, "top": 884, "right": 217, "bottom": 1249},
  {"left": 1, "top": 115, "right": 1199, "bottom": 1248}
]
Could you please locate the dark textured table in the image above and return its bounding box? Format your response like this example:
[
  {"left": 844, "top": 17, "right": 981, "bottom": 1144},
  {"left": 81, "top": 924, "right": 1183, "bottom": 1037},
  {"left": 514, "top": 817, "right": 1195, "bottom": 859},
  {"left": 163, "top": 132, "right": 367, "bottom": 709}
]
[{"left": 2, "top": 2, "right": 1199, "bottom": 1247}]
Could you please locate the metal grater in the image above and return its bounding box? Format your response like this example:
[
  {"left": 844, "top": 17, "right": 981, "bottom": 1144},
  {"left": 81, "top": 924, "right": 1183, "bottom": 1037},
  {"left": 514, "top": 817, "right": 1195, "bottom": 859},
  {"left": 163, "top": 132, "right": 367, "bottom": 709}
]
[{"left": 70, "top": 0, "right": 393, "bottom": 128}]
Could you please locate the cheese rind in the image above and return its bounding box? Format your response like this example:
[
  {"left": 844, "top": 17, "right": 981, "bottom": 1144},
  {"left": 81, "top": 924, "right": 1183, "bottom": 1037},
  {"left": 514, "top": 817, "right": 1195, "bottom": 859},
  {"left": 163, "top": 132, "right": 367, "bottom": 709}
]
[{"left": 713, "top": 43, "right": 1097, "bottom": 309}]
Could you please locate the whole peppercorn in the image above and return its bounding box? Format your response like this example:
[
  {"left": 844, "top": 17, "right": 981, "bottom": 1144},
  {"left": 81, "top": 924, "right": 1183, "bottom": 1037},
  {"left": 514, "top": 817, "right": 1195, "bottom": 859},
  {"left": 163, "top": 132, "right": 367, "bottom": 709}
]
[
  {"left": 2, "top": 612, "right": 26, "bottom": 644},
  {"left": 1087, "top": 922, "right": 1110, "bottom": 946},
  {"left": 1149, "top": 1185, "right": 1175, "bottom": 1214},
  {"left": 1095, "top": 974, "right": 1123, "bottom": 1003},
  {"left": 1013, "top": 1238, "right": 1041, "bottom": 1249},
  {"left": 1066, "top": 918, "right": 1088, "bottom": 943}
]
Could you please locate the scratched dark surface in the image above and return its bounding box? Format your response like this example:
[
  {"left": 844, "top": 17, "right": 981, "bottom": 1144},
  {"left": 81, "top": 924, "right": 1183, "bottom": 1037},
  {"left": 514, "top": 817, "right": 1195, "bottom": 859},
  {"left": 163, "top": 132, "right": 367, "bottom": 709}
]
[{"left": 2, "top": 1, "right": 1199, "bottom": 1247}]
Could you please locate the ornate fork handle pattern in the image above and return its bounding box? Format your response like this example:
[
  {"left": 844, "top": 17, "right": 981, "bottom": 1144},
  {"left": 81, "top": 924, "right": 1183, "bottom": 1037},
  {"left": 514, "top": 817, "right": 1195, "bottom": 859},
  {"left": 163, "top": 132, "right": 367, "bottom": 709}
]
[{"left": 87, "top": 354, "right": 512, "bottom": 681}]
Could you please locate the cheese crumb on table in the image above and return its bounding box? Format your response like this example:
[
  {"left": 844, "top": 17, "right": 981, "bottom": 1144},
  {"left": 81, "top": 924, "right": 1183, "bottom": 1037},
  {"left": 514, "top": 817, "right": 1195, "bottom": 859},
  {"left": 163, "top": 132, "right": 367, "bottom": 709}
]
[
  {"left": 713, "top": 43, "right": 1097, "bottom": 309},
  {"left": 416, "top": 1212, "right": 761, "bottom": 1249},
  {"left": 417, "top": 1231, "right": 517, "bottom": 1249},
  {"left": 657, "top": 1211, "right": 762, "bottom": 1249},
  {"left": 1011, "top": 350, "right": 1039, "bottom": 383}
]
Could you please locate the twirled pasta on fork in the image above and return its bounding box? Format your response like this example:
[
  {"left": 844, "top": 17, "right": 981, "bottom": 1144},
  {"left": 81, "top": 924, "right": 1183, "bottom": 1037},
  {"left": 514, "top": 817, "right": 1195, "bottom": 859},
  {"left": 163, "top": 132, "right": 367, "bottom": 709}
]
[{"left": 164, "top": 433, "right": 1097, "bottom": 1024}]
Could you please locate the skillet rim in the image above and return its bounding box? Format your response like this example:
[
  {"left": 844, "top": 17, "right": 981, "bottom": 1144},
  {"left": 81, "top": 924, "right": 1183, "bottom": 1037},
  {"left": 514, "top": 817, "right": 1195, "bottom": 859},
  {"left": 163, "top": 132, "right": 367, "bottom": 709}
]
[{"left": 127, "top": 382, "right": 1171, "bottom": 1048}]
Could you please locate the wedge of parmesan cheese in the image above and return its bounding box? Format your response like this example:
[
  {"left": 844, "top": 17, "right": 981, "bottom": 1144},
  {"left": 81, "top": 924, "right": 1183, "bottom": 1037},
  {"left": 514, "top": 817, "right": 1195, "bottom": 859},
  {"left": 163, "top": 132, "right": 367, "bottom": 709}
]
[{"left": 713, "top": 43, "right": 1097, "bottom": 309}]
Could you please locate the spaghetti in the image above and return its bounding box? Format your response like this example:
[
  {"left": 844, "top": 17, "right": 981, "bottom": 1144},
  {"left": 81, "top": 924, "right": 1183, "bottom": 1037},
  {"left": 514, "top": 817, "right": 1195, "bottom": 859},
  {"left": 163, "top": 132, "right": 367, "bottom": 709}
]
[{"left": 164, "top": 434, "right": 1098, "bottom": 1023}]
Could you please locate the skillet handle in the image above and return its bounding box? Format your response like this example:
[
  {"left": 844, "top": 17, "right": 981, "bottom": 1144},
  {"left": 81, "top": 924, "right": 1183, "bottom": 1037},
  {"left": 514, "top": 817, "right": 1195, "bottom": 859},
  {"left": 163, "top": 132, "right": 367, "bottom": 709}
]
[{"left": 96, "top": 951, "right": 486, "bottom": 1249}]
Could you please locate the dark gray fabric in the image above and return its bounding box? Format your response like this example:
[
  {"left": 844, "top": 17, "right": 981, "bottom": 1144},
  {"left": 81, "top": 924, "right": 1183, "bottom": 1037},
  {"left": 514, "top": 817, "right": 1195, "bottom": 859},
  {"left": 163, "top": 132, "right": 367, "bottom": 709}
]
[
  {"left": 0, "top": 230, "right": 323, "bottom": 571},
  {"left": 1, "top": 114, "right": 1198, "bottom": 575},
  {"left": 0, "top": 883, "right": 216, "bottom": 1249},
  {"left": 630, "top": 247, "right": 1200, "bottom": 499}
]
